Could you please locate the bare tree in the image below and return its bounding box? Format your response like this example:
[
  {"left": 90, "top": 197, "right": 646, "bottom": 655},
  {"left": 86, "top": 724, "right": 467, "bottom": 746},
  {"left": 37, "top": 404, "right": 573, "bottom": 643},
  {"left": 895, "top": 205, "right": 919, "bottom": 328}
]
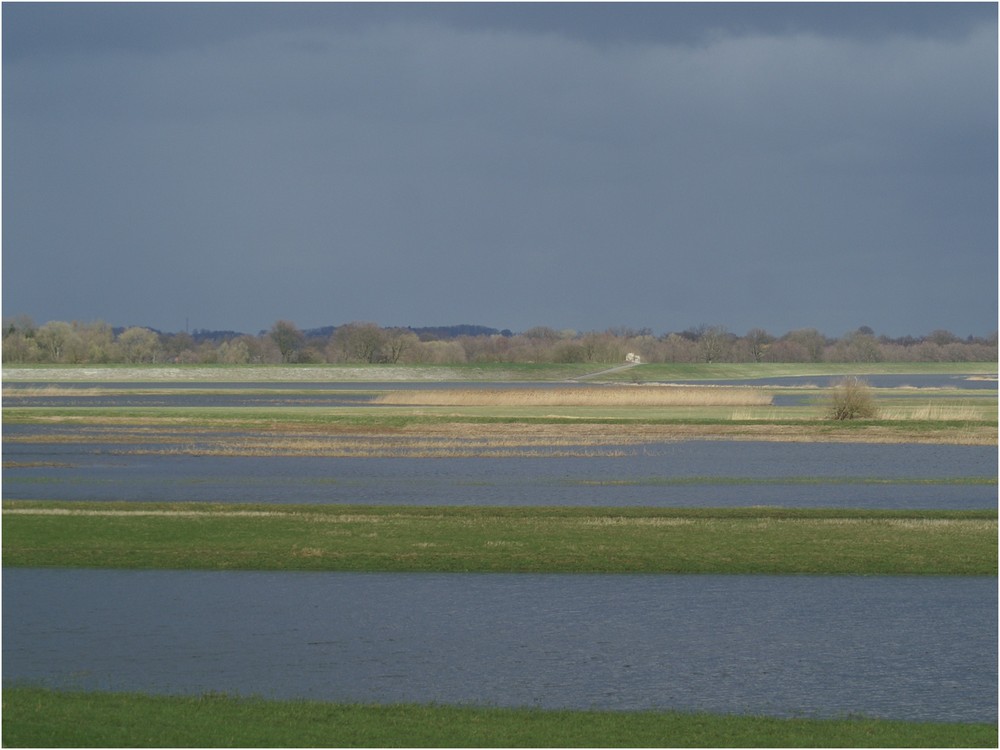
[
  {"left": 334, "top": 322, "right": 386, "bottom": 363},
  {"left": 382, "top": 329, "right": 418, "bottom": 364},
  {"left": 269, "top": 320, "right": 304, "bottom": 363},
  {"left": 745, "top": 328, "right": 773, "bottom": 363},
  {"left": 697, "top": 325, "right": 733, "bottom": 363},
  {"left": 828, "top": 330, "right": 883, "bottom": 363},
  {"left": 783, "top": 328, "right": 826, "bottom": 362}
]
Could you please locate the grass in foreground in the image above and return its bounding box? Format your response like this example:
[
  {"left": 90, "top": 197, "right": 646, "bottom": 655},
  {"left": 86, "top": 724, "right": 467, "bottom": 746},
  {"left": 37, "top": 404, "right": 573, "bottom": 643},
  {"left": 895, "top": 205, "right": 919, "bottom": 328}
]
[
  {"left": 4, "top": 502, "right": 995, "bottom": 575},
  {"left": 3, "top": 687, "right": 995, "bottom": 748}
]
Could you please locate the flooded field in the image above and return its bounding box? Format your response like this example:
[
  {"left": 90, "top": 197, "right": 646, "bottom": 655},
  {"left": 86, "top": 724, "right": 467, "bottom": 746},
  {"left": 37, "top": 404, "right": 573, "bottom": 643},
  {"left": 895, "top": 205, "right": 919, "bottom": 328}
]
[
  {"left": 4, "top": 371, "right": 996, "bottom": 724},
  {"left": 4, "top": 375, "right": 996, "bottom": 507},
  {"left": 4, "top": 568, "right": 995, "bottom": 723},
  {"left": 3, "top": 439, "right": 995, "bottom": 508}
]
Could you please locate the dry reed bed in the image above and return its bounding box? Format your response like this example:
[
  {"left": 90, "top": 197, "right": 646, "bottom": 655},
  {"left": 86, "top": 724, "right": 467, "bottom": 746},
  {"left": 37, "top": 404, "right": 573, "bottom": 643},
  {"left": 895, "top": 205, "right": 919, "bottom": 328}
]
[
  {"left": 374, "top": 386, "right": 773, "bottom": 407},
  {"left": 878, "top": 404, "right": 990, "bottom": 420},
  {"left": 3, "top": 386, "right": 120, "bottom": 397}
]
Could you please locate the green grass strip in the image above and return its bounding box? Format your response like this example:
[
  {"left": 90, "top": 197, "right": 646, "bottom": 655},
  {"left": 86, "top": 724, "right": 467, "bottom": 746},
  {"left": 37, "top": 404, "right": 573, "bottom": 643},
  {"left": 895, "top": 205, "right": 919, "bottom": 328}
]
[
  {"left": 4, "top": 502, "right": 995, "bottom": 575},
  {"left": 3, "top": 686, "right": 995, "bottom": 748}
]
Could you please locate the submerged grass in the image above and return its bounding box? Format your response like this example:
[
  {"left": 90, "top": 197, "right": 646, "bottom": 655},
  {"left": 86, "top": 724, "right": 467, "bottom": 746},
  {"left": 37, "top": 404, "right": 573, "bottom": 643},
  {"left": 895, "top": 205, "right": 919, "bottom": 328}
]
[
  {"left": 3, "top": 686, "right": 997, "bottom": 747},
  {"left": 3, "top": 686, "right": 996, "bottom": 748},
  {"left": 4, "top": 502, "right": 995, "bottom": 575}
]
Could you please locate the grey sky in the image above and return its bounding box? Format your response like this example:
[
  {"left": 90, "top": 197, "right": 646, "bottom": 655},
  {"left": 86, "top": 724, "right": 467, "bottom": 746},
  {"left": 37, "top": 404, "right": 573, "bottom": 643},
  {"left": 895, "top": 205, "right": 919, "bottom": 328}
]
[{"left": 3, "top": 3, "right": 996, "bottom": 337}]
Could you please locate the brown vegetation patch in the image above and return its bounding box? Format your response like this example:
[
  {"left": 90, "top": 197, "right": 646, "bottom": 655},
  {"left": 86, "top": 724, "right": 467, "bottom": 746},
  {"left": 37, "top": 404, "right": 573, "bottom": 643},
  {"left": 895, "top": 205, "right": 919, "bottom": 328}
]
[
  {"left": 374, "top": 386, "right": 773, "bottom": 407},
  {"left": 1, "top": 508, "right": 286, "bottom": 517},
  {"left": 3, "top": 386, "right": 119, "bottom": 397},
  {"left": 2, "top": 461, "right": 75, "bottom": 468},
  {"left": 581, "top": 517, "right": 697, "bottom": 527},
  {"left": 99, "top": 423, "right": 992, "bottom": 455},
  {"left": 292, "top": 547, "right": 326, "bottom": 558},
  {"left": 9, "top": 420, "right": 992, "bottom": 457}
]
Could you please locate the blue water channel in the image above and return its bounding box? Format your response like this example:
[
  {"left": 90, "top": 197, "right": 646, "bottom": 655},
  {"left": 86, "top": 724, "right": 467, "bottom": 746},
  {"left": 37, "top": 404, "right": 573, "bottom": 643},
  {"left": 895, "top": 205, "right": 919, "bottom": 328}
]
[
  {"left": 3, "top": 439, "right": 995, "bottom": 508},
  {"left": 4, "top": 569, "right": 995, "bottom": 723}
]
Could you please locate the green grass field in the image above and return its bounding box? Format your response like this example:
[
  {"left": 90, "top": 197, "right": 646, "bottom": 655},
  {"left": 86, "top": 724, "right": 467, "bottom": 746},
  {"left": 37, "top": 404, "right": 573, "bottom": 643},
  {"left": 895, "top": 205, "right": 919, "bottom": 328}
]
[
  {"left": 3, "top": 686, "right": 996, "bottom": 748},
  {"left": 4, "top": 502, "right": 995, "bottom": 575}
]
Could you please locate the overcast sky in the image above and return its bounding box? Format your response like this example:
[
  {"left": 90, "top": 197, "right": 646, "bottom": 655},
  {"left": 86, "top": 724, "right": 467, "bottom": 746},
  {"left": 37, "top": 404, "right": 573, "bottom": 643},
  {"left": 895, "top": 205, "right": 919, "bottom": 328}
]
[{"left": 3, "top": 3, "right": 996, "bottom": 337}]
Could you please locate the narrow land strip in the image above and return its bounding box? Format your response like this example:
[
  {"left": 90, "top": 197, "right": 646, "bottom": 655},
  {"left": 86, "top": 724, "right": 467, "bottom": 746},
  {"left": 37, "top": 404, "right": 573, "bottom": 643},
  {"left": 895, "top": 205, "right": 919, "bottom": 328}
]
[
  {"left": 4, "top": 502, "right": 995, "bottom": 575},
  {"left": 3, "top": 412, "right": 995, "bottom": 448}
]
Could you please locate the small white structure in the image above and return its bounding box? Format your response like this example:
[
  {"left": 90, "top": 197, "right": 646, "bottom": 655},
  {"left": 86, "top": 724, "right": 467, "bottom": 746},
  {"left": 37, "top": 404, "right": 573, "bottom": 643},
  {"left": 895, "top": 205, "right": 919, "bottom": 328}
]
[{"left": 625, "top": 352, "right": 642, "bottom": 364}]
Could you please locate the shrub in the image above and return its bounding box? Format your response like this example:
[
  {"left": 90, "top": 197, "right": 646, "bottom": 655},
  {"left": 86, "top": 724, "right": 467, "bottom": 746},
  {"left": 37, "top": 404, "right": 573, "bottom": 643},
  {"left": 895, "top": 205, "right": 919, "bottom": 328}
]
[{"left": 827, "top": 376, "right": 878, "bottom": 420}]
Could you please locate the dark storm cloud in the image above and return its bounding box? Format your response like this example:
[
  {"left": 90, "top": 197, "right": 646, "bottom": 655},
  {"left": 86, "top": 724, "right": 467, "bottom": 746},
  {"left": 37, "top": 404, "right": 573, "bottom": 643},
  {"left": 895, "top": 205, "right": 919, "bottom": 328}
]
[
  {"left": 4, "top": 2, "right": 991, "bottom": 61},
  {"left": 3, "top": 3, "right": 996, "bottom": 336}
]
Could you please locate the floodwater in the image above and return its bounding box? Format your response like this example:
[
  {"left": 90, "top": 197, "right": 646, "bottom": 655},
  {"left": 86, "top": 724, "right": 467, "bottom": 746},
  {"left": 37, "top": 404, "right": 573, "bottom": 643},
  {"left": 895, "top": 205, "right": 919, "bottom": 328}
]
[
  {"left": 5, "top": 377, "right": 996, "bottom": 724},
  {"left": 4, "top": 568, "right": 995, "bottom": 723},
  {"left": 8, "top": 376, "right": 993, "bottom": 508},
  {"left": 3, "top": 439, "right": 995, "bottom": 508}
]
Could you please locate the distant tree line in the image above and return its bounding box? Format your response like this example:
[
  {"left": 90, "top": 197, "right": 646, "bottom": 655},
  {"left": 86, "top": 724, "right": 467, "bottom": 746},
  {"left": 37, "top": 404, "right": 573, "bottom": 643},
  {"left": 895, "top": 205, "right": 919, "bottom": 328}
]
[{"left": 2, "top": 316, "right": 996, "bottom": 366}]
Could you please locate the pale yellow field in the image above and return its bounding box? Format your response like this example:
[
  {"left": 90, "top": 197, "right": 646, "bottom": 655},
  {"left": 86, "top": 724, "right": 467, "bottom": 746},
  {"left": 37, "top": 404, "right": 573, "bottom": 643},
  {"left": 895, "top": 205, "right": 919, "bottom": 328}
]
[{"left": 374, "top": 386, "right": 773, "bottom": 407}]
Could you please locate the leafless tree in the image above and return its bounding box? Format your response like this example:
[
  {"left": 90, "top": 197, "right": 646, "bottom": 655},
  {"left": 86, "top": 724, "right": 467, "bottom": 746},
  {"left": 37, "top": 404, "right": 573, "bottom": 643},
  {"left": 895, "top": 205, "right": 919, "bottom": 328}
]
[{"left": 269, "top": 320, "right": 305, "bottom": 363}]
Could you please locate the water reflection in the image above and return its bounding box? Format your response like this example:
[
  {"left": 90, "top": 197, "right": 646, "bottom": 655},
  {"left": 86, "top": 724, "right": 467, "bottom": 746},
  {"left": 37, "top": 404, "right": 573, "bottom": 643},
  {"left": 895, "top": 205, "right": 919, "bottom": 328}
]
[{"left": 4, "top": 569, "right": 995, "bottom": 723}]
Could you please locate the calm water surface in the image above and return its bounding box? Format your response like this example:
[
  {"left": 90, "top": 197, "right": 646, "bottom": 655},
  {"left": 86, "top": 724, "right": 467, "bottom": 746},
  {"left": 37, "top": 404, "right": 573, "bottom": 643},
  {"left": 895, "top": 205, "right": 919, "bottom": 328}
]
[
  {"left": 3, "top": 440, "right": 995, "bottom": 508},
  {"left": 4, "top": 569, "right": 995, "bottom": 723}
]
